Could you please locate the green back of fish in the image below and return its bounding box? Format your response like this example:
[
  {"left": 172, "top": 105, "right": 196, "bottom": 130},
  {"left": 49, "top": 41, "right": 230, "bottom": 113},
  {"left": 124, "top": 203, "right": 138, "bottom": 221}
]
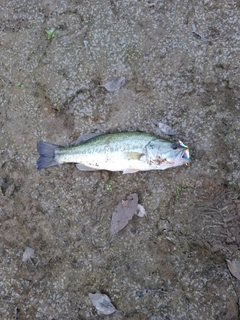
[{"left": 57, "top": 132, "right": 158, "bottom": 156}]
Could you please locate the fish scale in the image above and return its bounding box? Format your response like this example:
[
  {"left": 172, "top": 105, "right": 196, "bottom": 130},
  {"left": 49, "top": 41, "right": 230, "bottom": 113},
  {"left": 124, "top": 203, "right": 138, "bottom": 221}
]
[{"left": 55, "top": 133, "right": 155, "bottom": 166}]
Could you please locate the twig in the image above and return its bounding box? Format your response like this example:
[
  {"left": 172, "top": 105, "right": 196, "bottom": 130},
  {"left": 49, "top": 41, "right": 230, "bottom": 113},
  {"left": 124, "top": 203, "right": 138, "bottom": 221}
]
[
  {"left": 56, "top": 236, "right": 66, "bottom": 244},
  {"left": 14, "top": 307, "right": 19, "bottom": 320}
]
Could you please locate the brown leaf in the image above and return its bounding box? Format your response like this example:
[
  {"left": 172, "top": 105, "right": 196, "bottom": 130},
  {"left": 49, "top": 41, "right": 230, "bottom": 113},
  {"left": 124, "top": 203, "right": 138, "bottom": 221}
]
[
  {"left": 101, "top": 76, "right": 126, "bottom": 92},
  {"left": 110, "top": 193, "right": 138, "bottom": 237},
  {"left": 136, "top": 204, "right": 147, "bottom": 217},
  {"left": 22, "top": 247, "right": 35, "bottom": 262},
  {"left": 89, "top": 292, "right": 116, "bottom": 315},
  {"left": 151, "top": 119, "right": 178, "bottom": 135},
  {"left": 226, "top": 259, "right": 240, "bottom": 280}
]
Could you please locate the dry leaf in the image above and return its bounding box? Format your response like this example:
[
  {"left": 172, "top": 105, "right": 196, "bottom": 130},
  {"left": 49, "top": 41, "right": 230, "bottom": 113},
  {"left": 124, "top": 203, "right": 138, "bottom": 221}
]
[
  {"left": 151, "top": 119, "right": 178, "bottom": 135},
  {"left": 22, "top": 247, "right": 35, "bottom": 262},
  {"left": 89, "top": 292, "right": 116, "bottom": 315},
  {"left": 101, "top": 76, "right": 126, "bottom": 92},
  {"left": 136, "top": 204, "right": 147, "bottom": 217},
  {"left": 227, "top": 259, "right": 240, "bottom": 280},
  {"left": 110, "top": 193, "right": 138, "bottom": 236}
]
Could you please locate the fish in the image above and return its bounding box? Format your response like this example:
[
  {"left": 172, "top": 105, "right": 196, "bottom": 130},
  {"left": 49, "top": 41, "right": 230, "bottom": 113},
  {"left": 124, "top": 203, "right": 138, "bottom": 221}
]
[{"left": 37, "top": 132, "right": 190, "bottom": 174}]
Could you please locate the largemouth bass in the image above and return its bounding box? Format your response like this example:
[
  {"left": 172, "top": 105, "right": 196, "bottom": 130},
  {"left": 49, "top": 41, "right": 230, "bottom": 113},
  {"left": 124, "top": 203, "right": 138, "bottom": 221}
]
[{"left": 37, "top": 132, "right": 190, "bottom": 174}]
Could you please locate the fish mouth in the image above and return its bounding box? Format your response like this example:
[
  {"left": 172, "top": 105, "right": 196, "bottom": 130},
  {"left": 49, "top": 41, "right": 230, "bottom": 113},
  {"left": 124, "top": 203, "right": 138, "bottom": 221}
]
[
  {"left": 182, "top": 148, "right": 190, "bottom": 160},
  {"left": 179, "top": 141, "right": 191, "bottom": 165},
  {"left": 182, "top": 150, "right": 191, "bottom": 166}
]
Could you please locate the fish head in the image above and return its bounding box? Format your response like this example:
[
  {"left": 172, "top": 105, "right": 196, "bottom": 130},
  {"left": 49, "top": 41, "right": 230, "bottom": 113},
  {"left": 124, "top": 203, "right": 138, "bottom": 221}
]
[
  {"left": 168, "top": 140, "right": 191, "bottom": 167},
  {"left": 162, "top": 140, "right": 191, "bottom": 168},
  {"left": 146, "top": 139, "right": 191, "bottom": 169}
]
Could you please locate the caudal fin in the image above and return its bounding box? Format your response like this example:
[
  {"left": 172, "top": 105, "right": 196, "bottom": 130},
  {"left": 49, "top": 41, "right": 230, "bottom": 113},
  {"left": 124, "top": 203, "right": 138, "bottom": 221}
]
[{"left": 37, "top": 141, "right": 60, "bottom": 170}]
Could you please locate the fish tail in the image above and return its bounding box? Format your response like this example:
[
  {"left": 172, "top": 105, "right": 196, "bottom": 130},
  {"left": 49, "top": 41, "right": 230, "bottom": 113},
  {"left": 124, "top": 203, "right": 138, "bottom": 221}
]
[{"left": 37, "top": 141, "right": 60, "bottom": 170}]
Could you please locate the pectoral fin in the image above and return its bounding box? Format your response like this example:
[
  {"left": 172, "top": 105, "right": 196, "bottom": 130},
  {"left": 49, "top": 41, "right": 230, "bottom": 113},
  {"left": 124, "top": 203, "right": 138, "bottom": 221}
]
[
  {"left": 76, "top": 163, "right": 97, "bottom": 171},
  {"left": 124, "top": 152, "right": 143, "bottom": 160}
]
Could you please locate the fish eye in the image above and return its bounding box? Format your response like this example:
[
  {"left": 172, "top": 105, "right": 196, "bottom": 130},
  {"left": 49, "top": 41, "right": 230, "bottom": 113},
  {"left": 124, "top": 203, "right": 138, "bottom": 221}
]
[{"left": 171, "top": 143, "right": 178, "bottom": 150}]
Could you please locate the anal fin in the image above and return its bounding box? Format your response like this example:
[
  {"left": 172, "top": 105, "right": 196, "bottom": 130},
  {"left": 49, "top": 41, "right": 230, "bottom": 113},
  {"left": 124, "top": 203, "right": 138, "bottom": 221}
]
[
  {"left": 123, "top": 168, "right": 139, "bottom": 174},
  {"left": 76, "top": 163, "right": 97, "bottom": 171}
]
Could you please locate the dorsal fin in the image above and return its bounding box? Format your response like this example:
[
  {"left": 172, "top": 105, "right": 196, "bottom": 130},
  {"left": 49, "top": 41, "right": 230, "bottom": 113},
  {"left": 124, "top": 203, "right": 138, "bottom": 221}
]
[{"left": 74, "top": 133, "right": 101, "bottom": 145}]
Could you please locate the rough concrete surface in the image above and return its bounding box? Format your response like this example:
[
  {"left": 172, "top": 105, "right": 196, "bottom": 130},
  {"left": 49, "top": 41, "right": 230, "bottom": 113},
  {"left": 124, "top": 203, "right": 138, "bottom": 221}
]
[{"left": 0, "top": 0, "right": 240, "bottom": 319}]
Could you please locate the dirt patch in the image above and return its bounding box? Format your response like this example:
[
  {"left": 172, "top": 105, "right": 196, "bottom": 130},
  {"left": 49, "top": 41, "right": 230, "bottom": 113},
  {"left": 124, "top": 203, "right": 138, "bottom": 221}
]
[{"left": 0, "top": 0, "right": 240, "bottom": 319}]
